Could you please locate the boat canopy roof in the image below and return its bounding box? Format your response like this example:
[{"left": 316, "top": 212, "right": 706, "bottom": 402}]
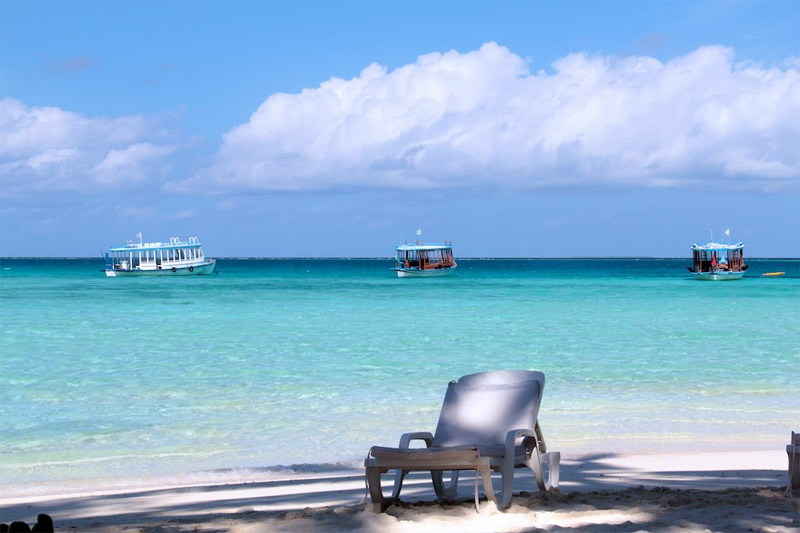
[
  {"left": 691, "top": 241, "right": 744, "bottom": 252},
  {"left": 396, "top": 243, "right": 453, "bottom": 252},
  {"left": 108, "top": 236, "right": 202, "bottom": 252}
]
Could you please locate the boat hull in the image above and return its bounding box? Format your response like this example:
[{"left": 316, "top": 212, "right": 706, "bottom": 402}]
[
  {"left": 395, "top": 266, "right": 456, "bottom": 278},
  {"left": 693, "top": 271, "right": 744, "bottom": 281},
  {"left": 105, "top": 260, "right": 217, "bottom": 277}
]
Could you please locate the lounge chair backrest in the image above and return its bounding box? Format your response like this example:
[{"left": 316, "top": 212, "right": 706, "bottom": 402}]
[
  {"left": 432, "top": 370, "right": 544, "bottom": 448},
  {"left": 458, "top": 370, "right": 545, "bottom": 388}
]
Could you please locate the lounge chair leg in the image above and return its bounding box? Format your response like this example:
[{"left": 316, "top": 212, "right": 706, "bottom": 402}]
[
  {"left": 391, "top": 469, "right": 407, "bottom": 499},
  {"left": 498, "top": 464, "right": 514, "bottom": 509},
  {"left": 474, "top": 469, "right": 480, "bottom": 511},
  {"left": 366, "top": 466, "right": 391, "bottom": 513},
  {"left": 432, "top": 471, "right": 445, "bottom": 499},
  {"left": 542, "top": 452, "right": 561, "bottom": 490},
  {"left": 527, "top": 449, "right": 561, "bottom": 492},
  {"left": 433, "top": 470, "right": 460, "bottom": 500},
  {"left": 478, "top": 465, "right": 496, "bottom": 506},
  {"left": 789, "top": 431, "right": 800, "bottom": 490},
  {"left": 444, "top": 470, "right": 460, "bottom": 499}
]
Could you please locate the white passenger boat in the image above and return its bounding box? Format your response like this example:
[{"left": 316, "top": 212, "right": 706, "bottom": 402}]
[
  {"left": 395, "top": 242, "right": 457, "bottom": 277},
  {"left": 688, "top": 234, "right": 747, "bottom": 281},
  {"left": 104, "top": 234, "right": 216, "bottom": 277}
]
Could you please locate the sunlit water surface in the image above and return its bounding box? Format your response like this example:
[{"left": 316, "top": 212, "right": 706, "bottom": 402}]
[{"left": 1, "top": 258, "right": 798, "bottom": 495}]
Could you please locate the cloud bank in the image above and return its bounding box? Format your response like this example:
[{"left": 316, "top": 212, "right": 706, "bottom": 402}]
[
  {"left": 0, "top": 98, "right": 177, "bottom": 197},
  {"left": 3, "top": 43, "right": 798, "bottom": 200},
  {"left": 182, "top": 42, "right": 799, "bottom": 193}
]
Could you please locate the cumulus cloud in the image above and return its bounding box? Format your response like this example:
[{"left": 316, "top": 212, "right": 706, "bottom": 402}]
[
  {"left": 178, "top": 42, "right": 799, "bottom": 193},
  {"left": 0, "top": 98, "right": 177, "bottom": 196},
  {"left": 93, "top": 143, "right": 176, "bottom": 185}
]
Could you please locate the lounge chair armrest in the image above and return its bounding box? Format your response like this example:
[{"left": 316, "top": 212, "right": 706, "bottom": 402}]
[
  {"left": 505, "top": 428, "right": 538, "bottom": 456},
  {"left": 399, "top": 432, "right": 434, "bottom": 449},
  {"left": 504, "top": 428, "right": 559, "bottom": 493}
]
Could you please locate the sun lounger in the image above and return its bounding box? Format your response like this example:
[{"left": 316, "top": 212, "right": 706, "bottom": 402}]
[{"left": 364, "top": 370, "right": 560, "bottom": 512}]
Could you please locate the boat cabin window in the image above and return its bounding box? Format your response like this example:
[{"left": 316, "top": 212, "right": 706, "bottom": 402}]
[
  {"left": 693, "top": 247, "right": 744, "bottom": 272},
  {"left": 396, "top": 247, "right": 453, "bottom": 270}
]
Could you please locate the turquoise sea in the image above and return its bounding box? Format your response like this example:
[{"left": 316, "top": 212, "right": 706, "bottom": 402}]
[{"left": 1, "top": 258, "right": 798, "bottom": 496}]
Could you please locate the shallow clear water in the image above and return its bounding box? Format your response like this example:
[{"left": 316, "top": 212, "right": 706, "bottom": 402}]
[{"left": 1, "top": 258, "right": 798, "bottom": 494}]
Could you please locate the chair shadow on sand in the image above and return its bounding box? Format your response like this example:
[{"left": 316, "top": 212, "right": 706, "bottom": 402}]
[{"left": 0, "top": 464, "right": 794, "bottom": 532}]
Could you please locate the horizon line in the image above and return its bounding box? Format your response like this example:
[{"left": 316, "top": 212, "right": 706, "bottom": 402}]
[{"left": 2, "top": 256, "right": 799, "bottom": 261}]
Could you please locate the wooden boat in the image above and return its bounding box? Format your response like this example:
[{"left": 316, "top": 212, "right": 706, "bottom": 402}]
[
  {"left": 688, "top": 238, "right": 747, "bottom": 281},
  {"left": 394, "top": 242, "right": 456, "bottom": 277}
]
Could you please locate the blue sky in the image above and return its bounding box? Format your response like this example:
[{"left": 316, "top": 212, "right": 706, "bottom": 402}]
[{"left": 1, "top": 0, "right": 798, "bottom": 257}]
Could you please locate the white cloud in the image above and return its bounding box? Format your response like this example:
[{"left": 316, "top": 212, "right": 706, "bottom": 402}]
[
  {"left": 0, "top": 98, "right": 177, "bottom": 196},
  {"left": 178, "top": 42, "right": 799, "bottom": 193},
  {"left": 93, "top": 143, "right": 177, "bottom": 185}
]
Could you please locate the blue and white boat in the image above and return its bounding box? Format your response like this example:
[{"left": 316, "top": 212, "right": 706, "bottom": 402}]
[
  {"left": 395, "top": 242, "right": 457, "bottom": 277},
  {"left": 104, "top": 234, "right": 216, "bottom": 277},
  {"left": 688, "top": 239, "right": 747, "bottom": 281}
]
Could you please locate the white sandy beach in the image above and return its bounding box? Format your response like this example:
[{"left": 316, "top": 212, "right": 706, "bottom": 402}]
[{"left": 2, "top": 450, "right": 797, "bottom": 532}]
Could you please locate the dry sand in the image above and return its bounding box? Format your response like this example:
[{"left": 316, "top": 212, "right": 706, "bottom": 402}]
[{"left": 2, "top": 450, "right": 798, "bottom": 532}]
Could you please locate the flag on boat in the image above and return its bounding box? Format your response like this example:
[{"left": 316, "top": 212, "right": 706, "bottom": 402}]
[
  {"left": 724, "top": 229, "right": 730, "bottom": 237},
  {"left": 416, "top": 229, "right": 422, "bottom": 236}
]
